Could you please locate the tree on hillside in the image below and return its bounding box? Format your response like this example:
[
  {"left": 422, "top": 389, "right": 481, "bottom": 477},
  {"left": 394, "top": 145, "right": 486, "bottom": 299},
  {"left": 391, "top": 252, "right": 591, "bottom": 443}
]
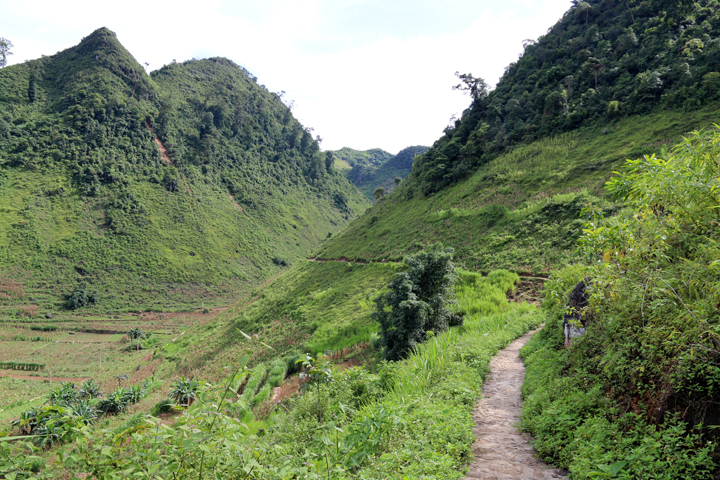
[
  {"left": 127, "top": 327, "right": 145, "bottom": 352},
  {"left": 373, "top": 243, "right": 462, "bottom": 360},
  {"left": 0, "top": 37, "right": 12, "bottom": 68},
  {"left": 28, "top": 73, "right": 36, "bottom": 103},
  {"left": 325, "top": 151, "right": 334, "bottom": 173},
  {"left": 452, "top": 72, "right": 488, "bottom": 102},
  {"left": 373, "top": 187, "right": 385, "bottom": 201}
]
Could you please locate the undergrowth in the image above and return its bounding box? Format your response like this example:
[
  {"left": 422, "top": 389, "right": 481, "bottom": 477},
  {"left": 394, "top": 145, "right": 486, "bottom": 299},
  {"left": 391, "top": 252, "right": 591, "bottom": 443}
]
[{"left": 519, "top": 128, "right": 720, "bottom": 479}]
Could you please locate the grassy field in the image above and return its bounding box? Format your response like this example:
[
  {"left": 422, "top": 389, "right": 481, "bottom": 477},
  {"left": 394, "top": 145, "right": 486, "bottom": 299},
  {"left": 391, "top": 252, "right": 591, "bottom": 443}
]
[
  {"left": 0, "top": 308, "right": 221, "bottom": 425},
  {"left": 318, "top": 105, "right": 720, "bottom": 273}
]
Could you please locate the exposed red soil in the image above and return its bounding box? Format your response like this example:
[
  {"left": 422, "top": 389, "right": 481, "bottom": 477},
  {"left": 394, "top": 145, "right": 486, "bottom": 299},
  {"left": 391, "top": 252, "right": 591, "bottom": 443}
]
[
  {"left": 507, "top": 278, "right": 545, "bottom": 306},
  {"left": 145, "top": 120, "right": 173, "bottom": 165},
  {"left": 228, "top": 193, "right": 244, "bottom": 212},
  {"left": 271, "top": 375, "right": 302, "bottom": 403}
]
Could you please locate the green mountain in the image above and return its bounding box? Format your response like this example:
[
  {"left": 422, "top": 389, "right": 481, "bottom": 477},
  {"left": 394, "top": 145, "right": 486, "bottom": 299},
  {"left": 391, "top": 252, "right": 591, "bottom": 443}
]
[
  {"left": 317, "top": 0, "right": 720, "bottom": 273},
  {"left": 409, "top": 0, "right": 720, "bottom": 196},
  {"left": 330, "top": 147, "right": 392, "bottom": 170},
  {"left": 344, "top": 145, "right": 429, "bottom": 200},
  {"left": 0, "top": 28, "right": 368, "bottom": 314},
  {"left": 4, "top": 0, "right": 720, "bottom": 477}
]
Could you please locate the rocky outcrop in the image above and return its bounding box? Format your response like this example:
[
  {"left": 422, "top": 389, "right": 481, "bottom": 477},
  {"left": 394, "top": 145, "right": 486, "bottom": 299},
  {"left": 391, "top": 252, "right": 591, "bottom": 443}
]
[{"left": 563, "top": 277, "right": 591, "bottom": 348}]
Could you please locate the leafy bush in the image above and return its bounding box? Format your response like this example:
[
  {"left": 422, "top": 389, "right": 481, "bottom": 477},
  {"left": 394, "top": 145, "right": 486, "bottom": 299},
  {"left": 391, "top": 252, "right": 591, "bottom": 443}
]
[
  {"left": 65, "top": 283, "right": 99, "bottom": 310},
  {"left": 169, "top": 377, "right": 199, "bottom": 406},
  {"left": 373, "top": 243, "right": 462, "bottom": 360},
  {"left": 521, "top": 128, "right": 720, "bottom": 477}
]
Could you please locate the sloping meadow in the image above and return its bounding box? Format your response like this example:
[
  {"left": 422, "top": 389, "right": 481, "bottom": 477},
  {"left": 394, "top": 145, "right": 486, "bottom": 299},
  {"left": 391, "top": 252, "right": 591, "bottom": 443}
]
[{"left": 8, "top": 267, "right": 544, "bottom": 479}]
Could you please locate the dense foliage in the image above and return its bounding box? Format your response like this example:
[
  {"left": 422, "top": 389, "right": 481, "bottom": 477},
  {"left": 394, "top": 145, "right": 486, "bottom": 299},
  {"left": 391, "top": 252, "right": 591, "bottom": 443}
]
[
  {"left": 0, "top": 28, "right": 367, "bottom": 312},
  {"left": 373, "top": 243, "right": 462, "bottom": 360},
  {"left": 520, "top": 128, "right": 720, "bottom": 478},
  {"left": 407, "top": 0, "right": 720, "bottom": 196}
]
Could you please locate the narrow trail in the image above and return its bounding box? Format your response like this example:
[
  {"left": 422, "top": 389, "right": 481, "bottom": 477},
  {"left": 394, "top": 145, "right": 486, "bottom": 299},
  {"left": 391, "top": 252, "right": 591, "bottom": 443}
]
[
  {"left": 463, "top": 328, "right": 567, "bottom": 480},
  {"left": 0, "top": 371, "right": 89, "bottom": 382}
]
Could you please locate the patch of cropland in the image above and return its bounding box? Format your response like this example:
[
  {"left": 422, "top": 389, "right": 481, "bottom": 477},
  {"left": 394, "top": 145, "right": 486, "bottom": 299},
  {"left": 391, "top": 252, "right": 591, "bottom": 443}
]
[
  {"left": 166, "top": 259, "right": 403, "bottom": 381},
  {"left": 343, "top": 145, "right": 429, "bottom": 200},
  {"left": 0, "top": 28, "right": 368, "bottom": 315},
  {"left": 16, "top": 266, "right": 544, "bottom": 479}
]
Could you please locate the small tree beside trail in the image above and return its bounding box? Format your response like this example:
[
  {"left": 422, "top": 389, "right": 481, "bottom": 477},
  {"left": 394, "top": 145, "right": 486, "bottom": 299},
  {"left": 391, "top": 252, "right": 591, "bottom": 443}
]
[{"left": 373, "top": 243, "right": 462, "bottom": 361}]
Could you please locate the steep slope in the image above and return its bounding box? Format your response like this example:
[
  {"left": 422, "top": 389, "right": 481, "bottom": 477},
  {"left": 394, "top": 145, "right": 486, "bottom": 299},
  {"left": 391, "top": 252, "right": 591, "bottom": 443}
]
[
  {"left": 317, "top": 0, "right": 720, "bottom": 273},
  {"left": 410, "top": 0, "right": 720, "bottom": 196},
  {"left": 0, "top": 28, "right": 368, "bottom": 314}
]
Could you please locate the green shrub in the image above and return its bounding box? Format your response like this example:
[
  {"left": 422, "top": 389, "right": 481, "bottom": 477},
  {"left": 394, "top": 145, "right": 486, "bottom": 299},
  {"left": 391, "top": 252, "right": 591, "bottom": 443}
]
[
  {"left": 373, "top": 243, "right": 462, "bottom": 360},
  {"left": 65, "top": 283, "right": 99, "bottom": 310},
  {"left": 150, "top": 399, "right": 175, "bottom": 416}
]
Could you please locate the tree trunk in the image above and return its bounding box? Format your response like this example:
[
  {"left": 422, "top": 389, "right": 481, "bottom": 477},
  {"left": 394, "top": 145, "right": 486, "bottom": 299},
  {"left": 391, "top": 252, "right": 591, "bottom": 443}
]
[{"left": 625, "top": 0, "right": 635, "bottom": 23}]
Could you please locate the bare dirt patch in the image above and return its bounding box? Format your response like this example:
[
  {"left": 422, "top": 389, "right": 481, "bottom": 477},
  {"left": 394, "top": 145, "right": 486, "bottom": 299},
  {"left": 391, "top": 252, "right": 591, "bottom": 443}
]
[
  {"left": 229, "top": 193, "right": 244, "bottom": 212},
  {"left": 271, "top": 375, "right": 302, "bottom": 403},
  {"left": 145, "top": 120, "right": 173, "bottom": 165},
  {"left": 463, "top": 328, "right": 567, "bottom": 479},
  {"left": 0, "top": 277, "right": 25, "bottom": 298},
  {"left": 507, "top": 278, "right": 545, "bottom": 306}
]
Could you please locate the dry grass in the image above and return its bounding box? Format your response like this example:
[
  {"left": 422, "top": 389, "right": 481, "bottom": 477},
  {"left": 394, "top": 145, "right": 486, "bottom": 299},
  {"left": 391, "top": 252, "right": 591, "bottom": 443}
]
[
  {"left": 0, "top": 277, "right": 25, "bottom": 298},
  {"left": 18, "top": 304, "right": 39, "bottom": 317}
]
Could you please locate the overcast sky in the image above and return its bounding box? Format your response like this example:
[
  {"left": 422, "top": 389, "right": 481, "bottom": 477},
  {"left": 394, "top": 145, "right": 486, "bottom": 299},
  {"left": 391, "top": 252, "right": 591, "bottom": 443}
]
[{"left": 2, "top": 0, "right": 572, "bottom": 153}]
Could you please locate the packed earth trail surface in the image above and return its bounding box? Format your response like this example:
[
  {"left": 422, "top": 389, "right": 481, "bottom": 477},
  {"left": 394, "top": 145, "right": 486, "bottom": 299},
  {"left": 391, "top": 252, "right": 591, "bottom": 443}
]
[{"left": 464, "top": 328, "right": 567, "bottom": 480}]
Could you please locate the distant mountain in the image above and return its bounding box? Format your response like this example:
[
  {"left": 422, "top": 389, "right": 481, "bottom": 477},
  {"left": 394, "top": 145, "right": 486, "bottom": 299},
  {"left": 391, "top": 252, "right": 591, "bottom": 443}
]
[
  {"left": 0, "top": 27, "right": 368, "bottom": 313},
  {"left": 330, "top": 147, "right": 392, "bottom": 170},
  {"left": 334, "top": 145, "right": 428, "bottom": 200}
]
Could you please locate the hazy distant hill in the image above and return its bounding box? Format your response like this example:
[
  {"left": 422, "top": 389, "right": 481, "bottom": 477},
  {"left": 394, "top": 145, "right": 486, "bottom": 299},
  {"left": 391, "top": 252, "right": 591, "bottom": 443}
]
[
  {"left": 331, "top": 147, "right": 392, "bottom": 170},
  {"left": 0, "top": 27, "right": 368, "bottom": 313},
  {"left": 336, "top": 145, "right": 428, "bottom": 200}
]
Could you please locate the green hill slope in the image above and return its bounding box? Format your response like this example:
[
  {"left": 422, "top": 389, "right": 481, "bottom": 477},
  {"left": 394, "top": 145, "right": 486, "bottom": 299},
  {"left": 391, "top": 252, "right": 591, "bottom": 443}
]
[
  {"left": 0, "top": 28, "right": 368, "bottom": 314},
  {"left": 317, "top": 104, "right": 719, "bottom": 272},
  {"left": 318, "top": 0, "right": 720, "bottom": 272}
]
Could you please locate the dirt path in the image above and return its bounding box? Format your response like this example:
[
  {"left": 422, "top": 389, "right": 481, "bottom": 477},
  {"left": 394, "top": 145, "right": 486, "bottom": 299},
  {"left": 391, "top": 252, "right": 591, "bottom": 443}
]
[
  {"left": 0, "top": 371, "right": 89, "bottom": 382},
  {"left": 463, "top": 328, "right": 567, "bottom": 480}
]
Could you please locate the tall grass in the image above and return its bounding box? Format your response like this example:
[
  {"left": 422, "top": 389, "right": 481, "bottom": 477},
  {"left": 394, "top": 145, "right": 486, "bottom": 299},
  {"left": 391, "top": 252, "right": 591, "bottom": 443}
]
[{"left": 388, "top": 269, "right": 533, "bottom": 400}]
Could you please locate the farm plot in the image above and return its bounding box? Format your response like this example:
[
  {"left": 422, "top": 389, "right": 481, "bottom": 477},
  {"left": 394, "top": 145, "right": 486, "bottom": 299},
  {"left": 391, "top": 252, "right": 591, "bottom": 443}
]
[{"left": 0, "top": 310, "right": 210, "bottom": 422}]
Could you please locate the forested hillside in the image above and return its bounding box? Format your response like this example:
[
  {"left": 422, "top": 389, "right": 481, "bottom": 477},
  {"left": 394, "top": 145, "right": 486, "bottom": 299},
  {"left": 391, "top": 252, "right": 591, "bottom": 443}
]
[
  {"left": 0, "top": 28, "right": 367, "bottom": 313},
  {"left": 320, "top": 0, "right": 720, "bottom": 274},
  {"left": 342, "top": 145, "right": 428, "bottom": 200},
  {"left": 410, "top": 0, "right": 720, "bottom": 196}
]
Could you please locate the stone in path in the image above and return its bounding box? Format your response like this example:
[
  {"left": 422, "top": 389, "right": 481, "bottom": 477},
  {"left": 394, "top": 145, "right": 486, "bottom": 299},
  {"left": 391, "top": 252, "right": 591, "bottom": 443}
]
[{"left": 463, "top": 328, "right": 568, "bottom": 480}]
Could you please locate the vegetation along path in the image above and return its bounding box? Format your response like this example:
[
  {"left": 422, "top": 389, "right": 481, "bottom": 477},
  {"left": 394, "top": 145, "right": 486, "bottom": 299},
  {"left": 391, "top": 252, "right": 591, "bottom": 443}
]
[{"left": 464, "top": 328, "right": 567, "bottom": 480}]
